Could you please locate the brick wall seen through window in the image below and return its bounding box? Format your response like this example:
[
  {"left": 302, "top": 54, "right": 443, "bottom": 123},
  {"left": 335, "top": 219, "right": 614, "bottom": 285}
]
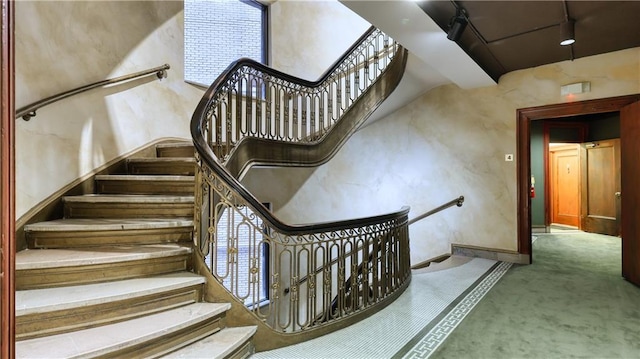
[{"left": 184, "top": 0, "right": 266, "bottom": 86}]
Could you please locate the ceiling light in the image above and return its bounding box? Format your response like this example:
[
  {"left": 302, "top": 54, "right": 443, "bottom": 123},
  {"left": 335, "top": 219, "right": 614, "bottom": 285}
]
[
  {"left": 560, "top": 19, "right": 575, "bottom": 46},
  {"left": 447, "top": 8, "right": 468, "bottom": 42}
]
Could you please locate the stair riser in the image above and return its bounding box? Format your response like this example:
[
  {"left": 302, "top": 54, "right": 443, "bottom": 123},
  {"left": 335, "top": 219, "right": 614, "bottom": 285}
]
[
  {"left": 17, "top": 285, "right": 203, "bottom": 340},
  {"left": 27, "top": 227, "right": 193, "bottom": 249},
  {"left": 16, "top": 254, "right": 191, "bottom": 290},
  {"left": 101, "top": 316, "right": 223, "bottom": 359},
  {"left": 226, "top": 340, "right": 255, "bottom": 359},
  {"left": 96, "top": 180, "right": 194, "bottom": 195},
  {"left": 127, "top": 162, "right": 195, "bottom": 176},
  {"left": 156, "top": 146, "right": 195, "bottom": 158},
  {"left": 64, "top": 203, "right": 194, "bottom": 219}
]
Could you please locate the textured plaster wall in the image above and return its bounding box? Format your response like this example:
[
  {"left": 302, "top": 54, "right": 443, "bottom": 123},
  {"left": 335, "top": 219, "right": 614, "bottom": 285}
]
[
  {"left": 252, "top": 47, "right": 640, "bottom": 264},
  {"left": 269, "top": 0, "right": 370, "bottom": 79},
  {"left": 15, "top": 1, "right": 203, "bottom": 218},
  {"left": 15, "top": 0, "right": 639, "bottom": 266}
]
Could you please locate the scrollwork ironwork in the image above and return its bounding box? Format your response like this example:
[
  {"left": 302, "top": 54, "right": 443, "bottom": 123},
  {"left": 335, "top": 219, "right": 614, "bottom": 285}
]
[{"left": 191, "top": 26, "right": 411, "bottom": 333}]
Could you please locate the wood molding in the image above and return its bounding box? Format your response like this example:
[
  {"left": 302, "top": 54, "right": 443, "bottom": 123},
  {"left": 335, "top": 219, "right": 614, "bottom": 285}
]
[
  {"left": 621, "top": 101, "right": 640, "bottom": 285},
  {"left": 517, "top": 94, "right": 640, "bottom": 261},
  {"left": 1, "top": 1, "right": 15, "bottom": 357},
  {"left": 451, "top": 243, "right": 529, "bottom": 264}
]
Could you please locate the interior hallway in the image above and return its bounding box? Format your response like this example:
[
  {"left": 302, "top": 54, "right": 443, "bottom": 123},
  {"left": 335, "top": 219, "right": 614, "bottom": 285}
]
[
  {"left": 431, "top": 231, "right": 640, "bottom": 359},
  {"left": 250, "top": 230, "right": 640, "bottom": 359}
]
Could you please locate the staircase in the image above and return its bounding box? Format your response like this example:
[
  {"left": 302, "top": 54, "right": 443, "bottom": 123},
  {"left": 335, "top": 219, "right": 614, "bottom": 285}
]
[{"left": 15, "top": 141, "right": 256, "bottom": 358}]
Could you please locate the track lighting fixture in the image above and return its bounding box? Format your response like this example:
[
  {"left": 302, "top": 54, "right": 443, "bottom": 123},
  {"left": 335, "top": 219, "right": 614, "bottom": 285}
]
[
  {"left": 447, "top": 8, "right": 468, "bottom": 42},
  {"left": 560, "top": 19, "right": 575, "bottom": 46}
]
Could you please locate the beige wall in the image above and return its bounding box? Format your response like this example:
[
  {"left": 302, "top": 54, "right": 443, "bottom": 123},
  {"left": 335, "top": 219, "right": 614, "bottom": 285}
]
[
  {"left": 15, "top": 1, "right": 203, "bottom": 218},
  {"left": 15, "top": 0, "right": 639, "bottom": 266},
  {"left": 256, "top": 47, "right": 640, "bottom": 264},
  {"left": 15, "top": 0, "right": 368, "bottom": 219},
  {"left": 269, "top": 0, "right": 370, "bottom": 79}
]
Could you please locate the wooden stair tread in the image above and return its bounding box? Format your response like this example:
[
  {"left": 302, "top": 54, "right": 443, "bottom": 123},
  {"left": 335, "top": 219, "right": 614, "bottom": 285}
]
[
  {"left": 155, "top": 142, "right": 193, "bottom": 149},
  {"left": 16, "top": 272, "right": 204, "bottom": 316},
  {"left": 155, "top": 142, "right": 195, "bottom": 158},
  {"left": 25, "top": 218, "right": 193, "bottom": 232},
  {"left": 96, "top": 174, "right": 195, "bottom": 181},
  {"left": 16, "top": 244, "right": 191, "bottom": 270},
  {"left": 162, "top": 326, "right": 257, "bottom": 359},
  {"left": 15, "top": 140, "right": 255, "bottom": 356},
  {"left": 128, "top": 157, "right": 196, "bottom": 163},
  {"left": 63, "top": 194, "right": 194, "bottom": 203},
  {"left": 15, "top": 302, "right": 231, "bottom": 359}
]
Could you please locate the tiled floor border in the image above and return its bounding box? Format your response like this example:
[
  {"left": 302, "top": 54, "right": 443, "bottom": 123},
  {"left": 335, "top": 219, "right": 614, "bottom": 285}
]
[{"left": 394, "top": 261, "right": 513, "bottom": 359}]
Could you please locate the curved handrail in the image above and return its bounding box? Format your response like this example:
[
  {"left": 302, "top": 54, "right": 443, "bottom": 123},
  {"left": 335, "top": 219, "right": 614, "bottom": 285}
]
[
  {"left": 195, "top": 27, "right": 377, "bottom": 111},
  {"left": 197, "top": 140, "right": 409, "bottom": 234},
  {"left": 191, "top": 27, "right": 410, "bottom": 334},
  {"left": 16, "top": 64, "right": 170, "bottom": 121},
  {"left": 192, "top": 27, "right": 407, "bottom": 229},
  {"left": 407, "top": 196, "right": 465, "bottom": 226},
  {"left": 288, "top": 195, "right": 465, "bottom": 292}
]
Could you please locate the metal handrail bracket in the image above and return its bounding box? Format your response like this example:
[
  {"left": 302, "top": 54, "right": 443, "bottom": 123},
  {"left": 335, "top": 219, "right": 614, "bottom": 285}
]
[{"left": 16, "top": 64, "right": 170, "bottom": 121}]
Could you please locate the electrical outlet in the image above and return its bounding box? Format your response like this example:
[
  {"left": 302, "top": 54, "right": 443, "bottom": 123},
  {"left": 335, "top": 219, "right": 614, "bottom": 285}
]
[{"left": 505, "top": 154, "right": 514, "bottom": 161}]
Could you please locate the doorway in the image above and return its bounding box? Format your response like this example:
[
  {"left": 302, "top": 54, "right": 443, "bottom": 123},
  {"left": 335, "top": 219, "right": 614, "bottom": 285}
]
[
  {"left": 516, "top": 94, "right": 640, "bottom": 285},
  {"left": 534, "top": 116, "right": 621, "bottom": 236}
]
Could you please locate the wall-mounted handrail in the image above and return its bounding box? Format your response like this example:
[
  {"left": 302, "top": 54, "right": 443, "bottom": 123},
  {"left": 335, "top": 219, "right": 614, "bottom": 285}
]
[
  {"left": 407, "top": 195, "right": 465, "bottom": 226},
  {"left": 16, "top": 64, "right": 170, "bottom": 121}
]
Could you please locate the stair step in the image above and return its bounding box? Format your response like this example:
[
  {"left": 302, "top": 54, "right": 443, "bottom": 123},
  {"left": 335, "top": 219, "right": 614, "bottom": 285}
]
[
  {"left": 16, "top": 272, "right": 205, "bottom": 340},
  {"left": 161, "top": 326, "right": 257, "bottom": 359},
  {"left": 156, "top": 142, "right": 195, "bottom": 158},
  {"left": 25, "top": 218, "right": 193, "bottom": 248},
  {"left": 63, "top": 194, "right": 194, "bottom": 219},
  {"left": 127, "top": 157, "right": 196, "bottom": 176},
  {"left": 15, "top": 302, "right": 230, "bottom": 359},
  {"left": 16, "top": 244, "right": 191, "bottom": 290},
  {"left": 95, "top": 175, "right": 195, "bottom": 195}
]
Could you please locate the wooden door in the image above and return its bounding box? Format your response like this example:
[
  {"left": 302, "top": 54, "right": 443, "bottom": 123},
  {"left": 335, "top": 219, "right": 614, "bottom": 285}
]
[
  {"left": 621, "top": 101, "right": 640, "bottom": 286},
  {"left": 550, "top": 145, "right": 580, "bottom": 227},
  {"left": 580, "top": 139, "right": 621, "bottom": 236}
]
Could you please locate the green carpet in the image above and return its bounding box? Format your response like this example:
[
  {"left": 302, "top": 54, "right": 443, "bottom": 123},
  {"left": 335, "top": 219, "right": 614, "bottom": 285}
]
[{"left": 431, "top": 232, "right": 640, "bottom": 359}]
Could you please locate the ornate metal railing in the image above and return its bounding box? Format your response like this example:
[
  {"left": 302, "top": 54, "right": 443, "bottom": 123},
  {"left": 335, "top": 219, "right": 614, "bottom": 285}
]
[{"left": 191, "top": 26, "right": 410, "bottom": 334}]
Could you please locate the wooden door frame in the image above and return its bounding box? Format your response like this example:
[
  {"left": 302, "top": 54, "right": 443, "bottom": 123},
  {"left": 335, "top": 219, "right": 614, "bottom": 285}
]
[
  {"left": 1, "top": 0, "right": 15, "bottom": 357},
  {"left": 517, "top": 94, "right": 640, "bottom": 262},
  {"left": 543, "top": 122, "right": 587, "bottom": 230}
]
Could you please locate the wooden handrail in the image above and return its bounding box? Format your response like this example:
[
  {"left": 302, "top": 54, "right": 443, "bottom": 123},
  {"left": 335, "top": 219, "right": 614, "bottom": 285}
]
[
  {"left": 408, "top": 195, "right": 465, "bottom": 226},
  {"left": 16, "top": 64, "right": 170, "bottom": 121}
]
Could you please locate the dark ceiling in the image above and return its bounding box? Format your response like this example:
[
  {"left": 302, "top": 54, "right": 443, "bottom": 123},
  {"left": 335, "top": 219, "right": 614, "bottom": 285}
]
[{"left": 418, "top": 1, "right": 640, "bottom": 82}]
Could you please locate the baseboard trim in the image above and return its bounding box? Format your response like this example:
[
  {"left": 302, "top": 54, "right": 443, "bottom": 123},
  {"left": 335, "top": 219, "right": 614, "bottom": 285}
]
[
  {"left": 532, "top": 225, "right": 547, "bottom": 233},
  {"left": 451, "top": 243, "right": 530, "bottom": 264}
]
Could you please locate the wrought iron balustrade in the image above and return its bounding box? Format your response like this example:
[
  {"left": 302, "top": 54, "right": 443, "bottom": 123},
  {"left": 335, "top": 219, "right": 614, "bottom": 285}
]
[
  {"left": 191, "top": 26, "right": 410, "bottom": 335},
  {"left": 197, "top": 27, "right": 397, "bottom": 164}
]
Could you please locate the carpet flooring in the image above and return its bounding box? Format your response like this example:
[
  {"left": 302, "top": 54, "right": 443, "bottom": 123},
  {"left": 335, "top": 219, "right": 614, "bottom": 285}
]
[{"left": 431, "top": 231, "right": 640, "bottom": 359}]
